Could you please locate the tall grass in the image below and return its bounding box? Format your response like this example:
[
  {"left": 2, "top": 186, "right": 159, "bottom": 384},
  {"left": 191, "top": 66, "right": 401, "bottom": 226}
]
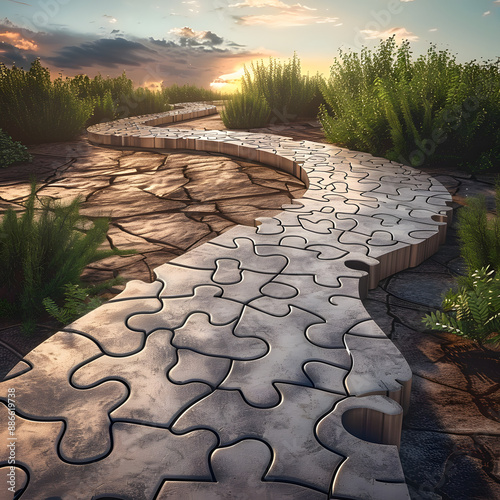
[
  {"left": 162, "top": 83, "right": 223, "bottom": 104},
  {"left": 242, "top": 53, "right": 323, "bottom": 122},
  {"left": 0, "top": 183, "right": 126, "bottom": 326},
  {"left": 69, "top": 73, "right": 171, "bottom": 124},
  {"left": 319, "top": 36, "right": 500, "bottom": 171},
  {"left": 220, "top": 92, "right": 271, "bottom": 129},
  {"left": 0, "top": 59, "right": 93, "bottom": 143}
]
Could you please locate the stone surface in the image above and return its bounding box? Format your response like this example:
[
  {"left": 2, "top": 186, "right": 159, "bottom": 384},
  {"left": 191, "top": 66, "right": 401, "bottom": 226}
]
[{"left": 2, "top": 103, "right": 496, "bottom": 499}]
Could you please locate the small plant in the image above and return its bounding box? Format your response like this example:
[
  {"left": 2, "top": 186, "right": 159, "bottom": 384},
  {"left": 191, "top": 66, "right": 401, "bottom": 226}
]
[
  {"left": 0, "top": 129, "right": 31, "bottom": 167},
  {"left": 43, "top": 283, "right": 103, "bottom": 324},
  {"left": 42, "top": 277, "right": 123, "bottom": 324},
  {"left": 456, "top": 184, "right": 500, "bottom": 277},
  {"left": 422, "top": 267, "right": 500, "bottom": 346},
  {"left": 220, "top": 92, "right": 271, "bottom": 129},
  {"left": 0, "top": 183, "right": 130, "bottom": 328}
]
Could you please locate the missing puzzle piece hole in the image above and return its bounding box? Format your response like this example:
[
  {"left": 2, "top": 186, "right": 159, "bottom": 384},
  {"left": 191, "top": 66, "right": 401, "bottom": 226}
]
[{"left": 342, "top": 404, "right": 403, "bottom": 448}]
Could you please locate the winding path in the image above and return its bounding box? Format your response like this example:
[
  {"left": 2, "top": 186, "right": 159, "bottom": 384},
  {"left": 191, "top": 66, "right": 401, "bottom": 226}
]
[{"left": 0, "top": 103, "right": 453, "bottom": 499}]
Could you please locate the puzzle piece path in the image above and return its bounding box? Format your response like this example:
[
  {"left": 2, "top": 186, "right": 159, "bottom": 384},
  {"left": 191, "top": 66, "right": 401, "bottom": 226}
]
[{"left": 0, "top": 103, "right": 454, "bottom": 499}]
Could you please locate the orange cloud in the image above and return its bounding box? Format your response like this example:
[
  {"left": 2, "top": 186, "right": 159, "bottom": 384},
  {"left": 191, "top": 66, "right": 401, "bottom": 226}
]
[{"left": 0, "top": 31, "right": 38, "bottom": 51}]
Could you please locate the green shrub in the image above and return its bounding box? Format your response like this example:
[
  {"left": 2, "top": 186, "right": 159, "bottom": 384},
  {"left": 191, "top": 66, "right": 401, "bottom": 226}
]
[
  {"left": 0, "top": 183, "right": 127, "bottom": 326},
  {"left": 220, "top": 92, "right": 271, "bottom": 129},
  {"left": 69, "top": 72, "right": 172, "bottom": 124},
  {"left": 0, "top": 129, "right": 31, "bottom": 167},
  {"left": 162, "top": 84, "right": 223, "bottom": 104},
  {"left": 0, "top": 60, "right": 93, "bottom": 143},
  {"left": 42, "top": 277, "right": 124, "bottom": 324},
  {"left": 319, "top": 37, "right": 500, "bottom": 171},
  {"left": 422, "top": 267, "right": 500, "bottom": 345},
  {"left": 242, "top": 53, "right": 323, "bottom": 122},
  {"left": 457, "top": 185, "right": 500, "bottom": 276}
]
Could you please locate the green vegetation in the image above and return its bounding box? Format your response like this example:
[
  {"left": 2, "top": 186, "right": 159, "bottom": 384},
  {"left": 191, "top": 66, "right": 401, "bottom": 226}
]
[
  {"left": 242, "top": 53, "right": 323, "bottom": 123},
  {"left": 220, "top": 92, "right": 271, "bottom": 129},
  {"left": 422, "top": 267, "right": 500, "bottom": 345},
  {"left": 319, "top": 37, "right": 500, "bottom": 171},
  {"left": 0, "top": 60, "right": 225, "bottom": 142},
  {"left": 162, "top": 83, "right": 223, "bottom": 104},
  {"left": 0, "top": 129, "right": 31, "bottom": 167},
  {"left": 423, "top": 186, "right": 500, "bottom": 345},
  {"left": 69, "top": 73, "right": 173, "bottom": 124},
  {"left": 43, "top": 278, "right": 123, "bottom": 325},
  {"left": 0, "top": 183, "right": 130, "bottom": 329},
  {"left": 0, "top": 59, "right": 94, "bottom": 144},
  {"left": 456, "top": 188, "right": 500, "bottom": 276}
]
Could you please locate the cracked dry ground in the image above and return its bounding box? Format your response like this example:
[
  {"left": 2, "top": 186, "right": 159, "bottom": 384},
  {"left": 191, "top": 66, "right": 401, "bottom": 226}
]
[{"left": 1, "top": 116, "right": 499, "bottom": 500}]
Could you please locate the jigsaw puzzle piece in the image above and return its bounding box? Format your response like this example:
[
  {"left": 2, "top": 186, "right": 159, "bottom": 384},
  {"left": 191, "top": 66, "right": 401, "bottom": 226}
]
[
  {"left": 3, "top": 402, "right": 217, "bottom": 500},
  {"left": 255, "top": 244, "right": 375, "bottom": 288},
  {"left": 173, "top": 312, "right": 267, "bottom": 360},
  {"left": 303, "top": 361, "right": 349, "bottom": 395},
  {"left": 128, "top": 285, "right": 244, "bottom": 334},
  {"left": 344, "top": 334, "right": 412, "bottom": 411},
  {"left": 0, "top": 332, "right": 127, "bottom": 462},
  {"left": 66, "top": 296, "right": 162, "bottom": 355},
  {"left": 171, "top": 234, "right": 288, "bottom": 275},
  {"left": 0, "top": 403, "right": 63, "bottom": 498},
  {"left": 317, "top": 396, "right": 410, "bottom": 500},
  {"left": 169, "top": 349, "right": 231, "bottom": 387},
  {"left": 72, "top": 329, "right": 212, "bottom": 427},
  {"left": 219, "top": 306, "right": 350, "bottom": 406},
  {"left": 173, "top": 384, "right": 344, "bottom": 493},
  {"left": 249, "top": 275, "right": 371, "bottom": 347},
  {"left": 157, "top": 439, "right": 327, "bottom": 499},
  {"left": 108, "top": 279, "right": 164, "bottom": 301},
  {"left": 154, "top": 262, "right": 274, "bottom": 304}
]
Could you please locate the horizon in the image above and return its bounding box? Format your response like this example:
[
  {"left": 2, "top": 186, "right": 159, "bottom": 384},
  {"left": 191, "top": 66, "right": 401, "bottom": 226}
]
[{"left": 1, "top": 0, "right": 499, "bottom": 91}]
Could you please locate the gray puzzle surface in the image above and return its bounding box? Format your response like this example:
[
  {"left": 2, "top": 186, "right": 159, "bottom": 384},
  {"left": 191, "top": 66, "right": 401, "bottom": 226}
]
[{"left": 0, "top": 103, "right": 453, "bottom": 499}]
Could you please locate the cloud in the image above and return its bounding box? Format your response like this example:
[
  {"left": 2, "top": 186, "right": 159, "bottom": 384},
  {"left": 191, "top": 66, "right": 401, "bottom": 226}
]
[
  {"left": 169, "top": 27, "right": 225, "bottom": 48},
  {"left": 230, "top": 0, "right": 339, "bottom": 26},
  {"left": 0, "top": 31, "right": 37, "bottom": 51},
  {"left": 0, "top": 19, "right": 260, "bottom": 88},
  {"left": 103, "top": 15, "right": 117, "bottom": 24},
  {"left": 483, "top": 11, "right": 491, "bottom": 16},
  {"left": 45, "top": 38, "right": 158, "bottom": 69},
  {"left": 229, "top": 0, "right": 300, "bottom": 7},
  {"left": 361, "top": 27, "right": 419, "bottom": 42}
]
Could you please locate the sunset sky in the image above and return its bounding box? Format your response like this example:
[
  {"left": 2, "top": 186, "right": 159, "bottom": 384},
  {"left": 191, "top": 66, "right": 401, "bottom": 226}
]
[{"left": 1, "top": 0, "right": 499, "bottom": 91}]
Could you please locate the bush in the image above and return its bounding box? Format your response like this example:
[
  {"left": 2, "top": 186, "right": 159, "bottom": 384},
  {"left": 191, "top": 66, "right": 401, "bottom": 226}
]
[
  {"left": 242, "top": 53, "right": 323, "bottom": 122},
  {"left": 422, "top": 186, "right": 500, "bottom": 346},
  {"left": 43, "top": 278, "right": 123, "bottom": 325},
  {"left": 319, "top": 37, "right": 500, "bottom": 171},
  {"left": 0, "top": 59, "right": 93, "bottom": 143},
  {"left": 422, "top": 267, "right": 500, "bottom": 345},
  {"left": 220, "top": 92, "right": 271, "bottom": 129},
  {"left": 457, "top": 185, "right": 500, "bottom": 276},
  {"left": 162, "top": 84, "right": 223, "bottom": 104},
  {"left": 0, "top": 129, "right": 31, "bottom": 167},
  {"left": 69, "top": 72, "right": 171, "bottom": 124},
  {"left": 0, "top": 183, "right": 126, "bottom": 326}
]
